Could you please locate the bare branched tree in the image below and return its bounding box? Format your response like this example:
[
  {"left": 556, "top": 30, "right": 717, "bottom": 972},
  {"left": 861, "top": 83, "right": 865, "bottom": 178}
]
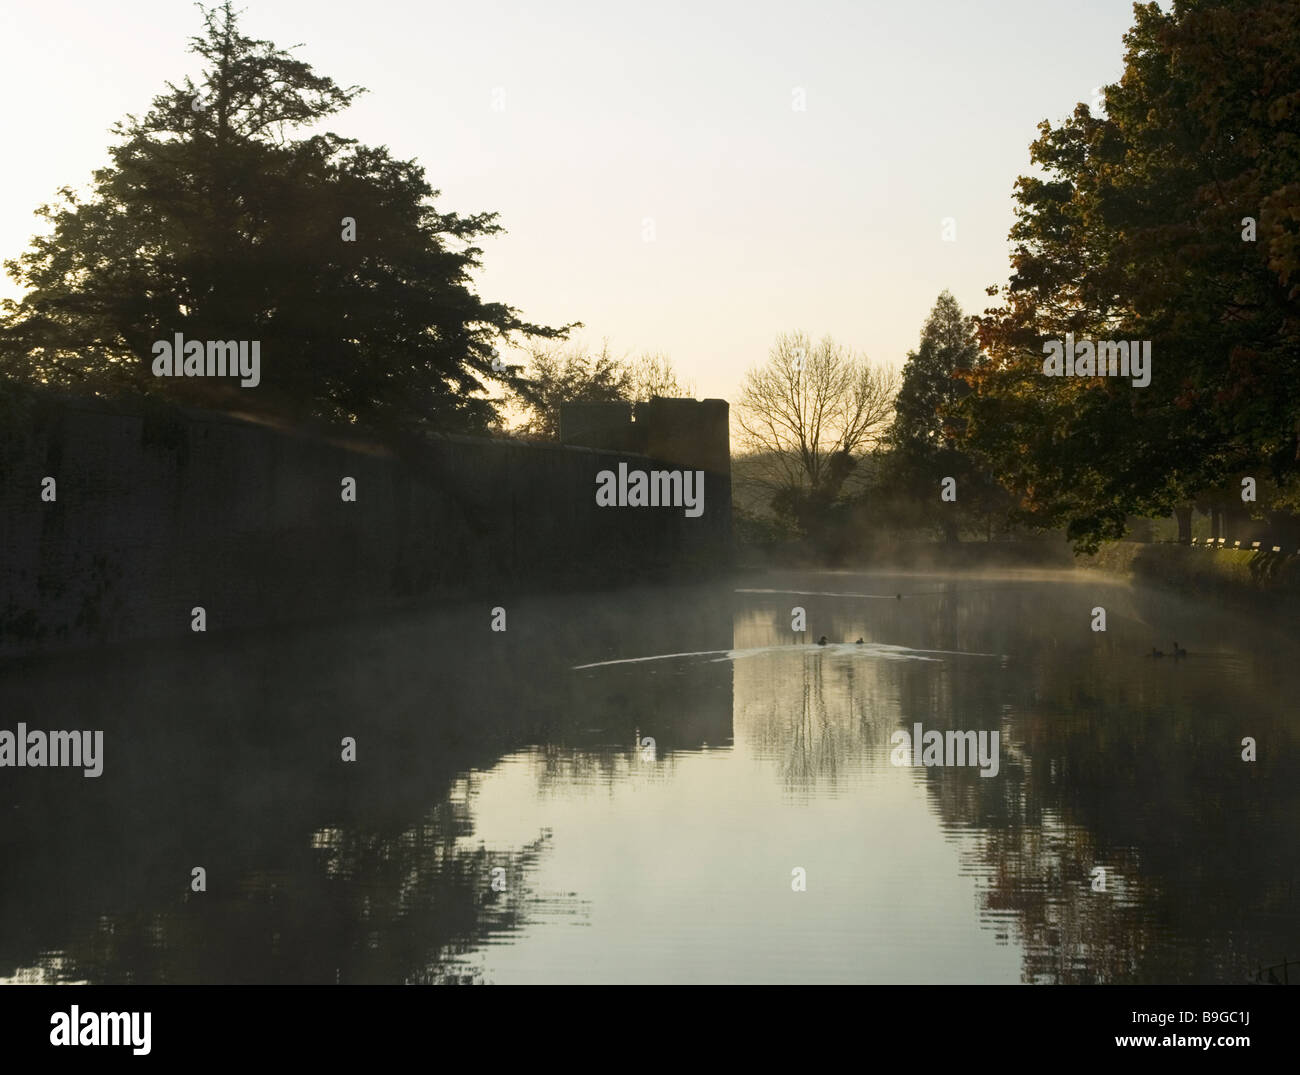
[
  {"left": 508, "top": 342, "right": 693, "bottom": 440},
  {"left": 735, "top": 332, "right": 898, "bottom": 524},
  {"left": 629, "top": 352, "right": 694, "bottom": 400},
  {"left": 510, "top": 341, "right": 631, "bottom": 440}
]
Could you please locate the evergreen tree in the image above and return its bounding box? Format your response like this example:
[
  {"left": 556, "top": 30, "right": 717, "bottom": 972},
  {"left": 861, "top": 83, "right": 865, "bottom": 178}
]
[
  {"left": 891, "top": 291, "right": 977, "bottom": 453},
  {"left": 0, "top": 2, "right": 573, "bottom": 435},
  {"left": 888, "top": 292, "right": 996, "bottom": 541}
]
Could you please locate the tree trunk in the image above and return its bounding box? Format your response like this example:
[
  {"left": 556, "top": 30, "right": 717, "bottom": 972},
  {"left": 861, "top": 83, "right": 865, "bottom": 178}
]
[{"left": 1174, "top": 504, "right": 1193, "bottom": 543}]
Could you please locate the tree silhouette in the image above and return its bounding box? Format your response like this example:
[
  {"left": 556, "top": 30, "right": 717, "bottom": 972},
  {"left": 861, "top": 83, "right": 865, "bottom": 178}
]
[
  {"left": 735, "top": 331, "right": 897, "bottom": 535},
  {"left": 0, "top": 2, "right": 574, "bottom": 435},
  {"left": 508, "top": 342, "right": 692, "bottom": 441},
  {"left": 511, "top": 342, "right": 632, "bottom": 440},
  {"left": 886, "top": 292, "right": 1010, "bottom": 541}
]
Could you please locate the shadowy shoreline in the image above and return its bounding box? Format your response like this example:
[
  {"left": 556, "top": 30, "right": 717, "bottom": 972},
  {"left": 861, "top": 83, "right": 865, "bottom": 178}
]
[{"left": 1081, "top": 541, "right": 1300, "bottom": 619}]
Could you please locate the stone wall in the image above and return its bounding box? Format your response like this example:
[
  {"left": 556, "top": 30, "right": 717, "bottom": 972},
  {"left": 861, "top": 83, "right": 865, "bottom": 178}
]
[{"left": 0, "top": 394, "right": 731, "bottom": 657}]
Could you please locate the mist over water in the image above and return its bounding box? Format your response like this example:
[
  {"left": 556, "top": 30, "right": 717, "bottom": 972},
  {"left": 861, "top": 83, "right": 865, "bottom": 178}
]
[{"left": 1, "top": 568, "right": 1295, "bottom": 984}]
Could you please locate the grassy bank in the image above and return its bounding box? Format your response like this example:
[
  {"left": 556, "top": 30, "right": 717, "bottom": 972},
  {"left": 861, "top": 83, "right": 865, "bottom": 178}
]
[
  {"left": 1082, "top": 541, "right": 1300, "bottom": 609},
  {"left": 735, "top": 538, "right": 1076, "bottom": 572}
]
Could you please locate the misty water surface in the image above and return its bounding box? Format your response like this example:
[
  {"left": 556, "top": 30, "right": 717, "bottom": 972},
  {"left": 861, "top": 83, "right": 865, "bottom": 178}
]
[{"left": 1, "top": 569, "right": 1296, "bottom": 983}]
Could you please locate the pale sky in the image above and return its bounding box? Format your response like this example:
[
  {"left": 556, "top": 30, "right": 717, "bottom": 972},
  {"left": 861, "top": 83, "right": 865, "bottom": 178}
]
[{"left": 0, "top": 0, "right": 1150, "bottom": 401}]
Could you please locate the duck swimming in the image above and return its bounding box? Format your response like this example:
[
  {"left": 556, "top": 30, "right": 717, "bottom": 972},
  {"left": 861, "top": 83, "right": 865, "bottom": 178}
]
[
  {"left": 1151, "top": 647, "right": 1165, "bottom": 658},
  {"left": 855, "top": 637, "right": 865, "bottom": 644},
  {"left": 817, "top": 635, "right": 828, "bottom": 645},
  {"left": 1172, "top": 641, "right": 1187, "bottom": 657}
]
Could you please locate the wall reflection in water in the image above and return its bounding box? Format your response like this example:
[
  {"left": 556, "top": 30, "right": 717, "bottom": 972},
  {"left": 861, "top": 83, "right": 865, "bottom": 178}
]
[{"left": 0, "top": 582, "right": 735, "bottom": 983}]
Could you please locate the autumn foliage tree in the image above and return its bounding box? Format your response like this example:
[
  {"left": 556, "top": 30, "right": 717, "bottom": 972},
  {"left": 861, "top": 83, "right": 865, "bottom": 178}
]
[{"left": 958, "top": 0, "right": 1300, "bottom": 551}]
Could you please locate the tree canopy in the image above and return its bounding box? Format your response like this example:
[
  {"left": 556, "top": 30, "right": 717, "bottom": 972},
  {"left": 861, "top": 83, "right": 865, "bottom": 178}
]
[
  {"left": 959, "top": 0, "right": 1300, "bottom": 551},
  {"left": 0, "top": 1, "right": 574, "bottom": 435}
]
